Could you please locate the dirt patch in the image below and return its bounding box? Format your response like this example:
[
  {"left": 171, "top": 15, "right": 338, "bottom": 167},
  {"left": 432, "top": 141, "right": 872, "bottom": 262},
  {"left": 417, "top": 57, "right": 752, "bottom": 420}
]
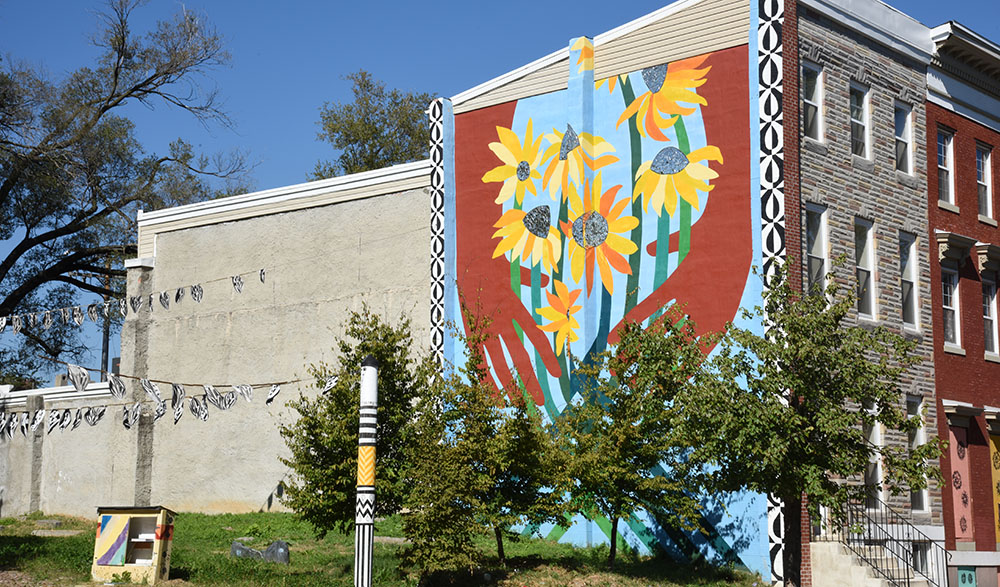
[{"left": 0, "top": 570, "right": 62, "bottom": 586}]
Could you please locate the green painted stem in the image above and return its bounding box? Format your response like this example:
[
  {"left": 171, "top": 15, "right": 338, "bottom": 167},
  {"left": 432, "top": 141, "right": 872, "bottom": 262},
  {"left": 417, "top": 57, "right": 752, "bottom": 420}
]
[
  {"left": 531, "top": 263, "right": 558, "bottom": 421},
  {"left": 674, "top": 118, "right": 692, "bottom": 265},
  {"left": 621, "top": 78, "right": 643, "bottom": 315}
]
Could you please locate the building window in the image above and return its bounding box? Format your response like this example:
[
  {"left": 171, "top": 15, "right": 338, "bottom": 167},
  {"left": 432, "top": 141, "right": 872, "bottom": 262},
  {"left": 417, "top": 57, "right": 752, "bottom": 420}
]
[
  {"left": 855, "top": 219, "right": 875, "bottom": 318},
  {"left": 806, "top": 204, "right": 828, "bottom": 295},
  {"left": 899, "top": 233, "right": 918, "bottom": 329},
  {"left": 907, "top": 395, "right": 927, "bottom": 512},
  {"left": 850, "top": 84, "right": 870, "bottom": 158},
  {"left": 864, "top": 400, "right": 882, "bottom": 509},
  {"left": 802, "top": 63, "right": 823, "bottom": 142},
  {"left": 984, "top": 277, "right": 998, "bottom": 355},
  {"left": 942, "top": 268, "right": 960, "bottom": 346},
  {"left": 978, "top": 145, "right": 993, "bottom": 219},
  {"left": 938, "top": 130, "right": 955, "bottom": 205},
  {"left": 894, "top": 103, "right": 912, "bottom": 174}
]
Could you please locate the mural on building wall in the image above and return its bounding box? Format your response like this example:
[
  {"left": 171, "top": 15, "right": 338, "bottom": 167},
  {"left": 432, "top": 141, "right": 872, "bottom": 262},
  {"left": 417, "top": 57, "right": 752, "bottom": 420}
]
[{"left": 440, "top": 37, "right": 767, "bottom": 574}]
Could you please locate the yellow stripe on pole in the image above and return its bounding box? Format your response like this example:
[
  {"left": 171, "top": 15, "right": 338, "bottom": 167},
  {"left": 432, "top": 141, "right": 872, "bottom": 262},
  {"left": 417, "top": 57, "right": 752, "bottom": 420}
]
[{"left": 357, "top": 445, "right": 375, "bottom": 486}]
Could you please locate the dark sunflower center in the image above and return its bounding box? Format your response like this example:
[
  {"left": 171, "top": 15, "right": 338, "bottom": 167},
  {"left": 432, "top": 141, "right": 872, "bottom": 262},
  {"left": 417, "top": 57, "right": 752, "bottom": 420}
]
[
  {"left": 522, "top": 205, "right": 551, "bottom": 238},
  {"left": 572, "top": 212, "right": 608, "bottom": 248},
  {"left": 559, "top": 124, "right": 580, "bottom": 161},
  {"left": 650, "top": 147, "right": 689, "bottom": 175},
  {"left": 642, "top": 64, "right": 668, "bottom": 94},
  {"left": 516, "top": 161, "right": 531, "bottom": 181}
]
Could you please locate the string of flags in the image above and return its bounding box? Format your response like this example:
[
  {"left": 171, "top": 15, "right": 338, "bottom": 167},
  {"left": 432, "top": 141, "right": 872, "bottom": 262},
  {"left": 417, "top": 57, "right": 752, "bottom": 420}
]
[
  {"left": 0, "top": 360, "right": 341, "bottom": 442},
  {"left": 0, "top": 267, "right": 267, "bottom": 337}
]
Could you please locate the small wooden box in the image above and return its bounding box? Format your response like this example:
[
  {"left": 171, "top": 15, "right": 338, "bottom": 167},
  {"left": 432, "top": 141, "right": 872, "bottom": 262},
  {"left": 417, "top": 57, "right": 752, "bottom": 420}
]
[{"left": 91, "top": 506, "right": 176, "bottom": 584}]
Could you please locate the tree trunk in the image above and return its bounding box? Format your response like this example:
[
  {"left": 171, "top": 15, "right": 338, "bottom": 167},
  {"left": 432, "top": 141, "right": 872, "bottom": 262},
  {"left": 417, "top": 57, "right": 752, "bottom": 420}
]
[
  {"left": 494, "top": 525, "right": 506, "bottom": 567},
  {"left": 608, "top": 516, "right": 618, "bottom": 569},
  {"left": 782, "top": 494, "right": 802, "bottom": 587}
]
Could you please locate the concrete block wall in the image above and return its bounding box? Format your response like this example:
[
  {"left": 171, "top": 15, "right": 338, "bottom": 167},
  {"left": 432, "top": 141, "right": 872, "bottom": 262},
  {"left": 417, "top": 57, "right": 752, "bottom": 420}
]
[{"left": 797, "top": 6, "right": 940, "bottom": 524}]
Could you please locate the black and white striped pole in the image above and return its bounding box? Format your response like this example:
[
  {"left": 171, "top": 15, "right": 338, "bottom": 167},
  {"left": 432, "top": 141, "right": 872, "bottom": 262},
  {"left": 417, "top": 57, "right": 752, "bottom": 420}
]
[{"left": 354, "top": 355, "right": 378, "bottom": 587}]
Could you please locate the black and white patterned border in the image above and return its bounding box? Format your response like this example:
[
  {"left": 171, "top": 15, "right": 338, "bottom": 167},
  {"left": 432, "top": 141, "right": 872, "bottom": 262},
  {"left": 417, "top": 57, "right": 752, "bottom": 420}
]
[
  {"left": 428, "top": 98, "right": 446, "bottom": 363},
  {"left": 758, "top": 0, "right": 785, "bottom": 583}
]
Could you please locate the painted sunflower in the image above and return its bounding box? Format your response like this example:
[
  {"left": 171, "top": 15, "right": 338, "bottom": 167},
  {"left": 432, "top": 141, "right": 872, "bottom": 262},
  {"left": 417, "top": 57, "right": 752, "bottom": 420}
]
[
  {"left": 536, "top": 279, "right": 582, "bottom": 356},
  {"left": 634, "top": 145, "right": 723, "bottom": 217},
  {"left": 615, "top": 55, "right": 711, "bottom": 141},
  {"left": 570, "top": 37, "right": 594, "bottom": 73},
  {"left": 491, "top": 205, "right": 561, "bottom": 272},
  {"left": 481, "top": 119, "right": 544, "bottom": 205},
  {"left": 561, "top": 174, "right": 639, "bottom": 295},
  {"left": 542, "top": 126, "right": 619, "bottom": 201}
]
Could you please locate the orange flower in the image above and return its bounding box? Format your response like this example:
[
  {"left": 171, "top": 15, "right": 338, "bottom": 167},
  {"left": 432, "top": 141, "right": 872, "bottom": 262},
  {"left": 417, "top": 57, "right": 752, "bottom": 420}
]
[
  {"left": 615, "top": 55, "right": 711, "bottom": 141},
  {"left": 536, "top": 279, "right": 582, "bottom": 356}
]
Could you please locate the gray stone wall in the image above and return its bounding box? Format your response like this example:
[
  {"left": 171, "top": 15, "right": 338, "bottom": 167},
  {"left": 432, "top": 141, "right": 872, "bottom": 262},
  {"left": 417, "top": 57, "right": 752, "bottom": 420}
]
[{"left": 797, "top": 8, "right": 939, "bottom": 524}]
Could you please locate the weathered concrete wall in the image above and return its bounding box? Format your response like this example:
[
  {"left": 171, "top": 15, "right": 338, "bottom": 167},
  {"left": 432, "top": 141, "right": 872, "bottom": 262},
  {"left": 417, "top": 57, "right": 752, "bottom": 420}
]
[{"left": 127, "top": 186, "right": 431, "bottom": 513}]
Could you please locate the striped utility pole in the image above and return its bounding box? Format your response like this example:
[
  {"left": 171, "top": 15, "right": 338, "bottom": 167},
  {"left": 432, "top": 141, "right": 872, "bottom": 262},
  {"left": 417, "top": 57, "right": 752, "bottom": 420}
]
[{"left": 354, "top": 355, "right": 378, "bottom": 587}]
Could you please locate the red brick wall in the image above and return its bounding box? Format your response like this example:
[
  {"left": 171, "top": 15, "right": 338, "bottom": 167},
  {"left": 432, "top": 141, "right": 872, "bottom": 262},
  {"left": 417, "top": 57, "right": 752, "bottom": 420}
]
[{"left": 926, "top": 101, "right": 1000, "bottom": 551}]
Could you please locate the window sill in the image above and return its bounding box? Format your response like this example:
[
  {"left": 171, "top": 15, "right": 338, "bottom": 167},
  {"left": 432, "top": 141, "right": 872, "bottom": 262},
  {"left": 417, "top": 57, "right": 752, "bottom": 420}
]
[
  {"left": 979, "top": 214, "right": 998, "bottom": 227},
  {"left": 944, "top": 344, "right": 966, "bottom": 356},
  {"left": 986, "top": 353, "right": 1000, "bottom": 364},
  {"left": 938, "top": 200, "right": 960, "bottom": 214},
  {"left": 895, "top": 170, "right": 919, "bottom": 189},
  {"left": 803, "top": 137, "right": 829, "bottom": 155},
  {"left": 856, "top": 315, "right": 879, "bottom": 329},
  {"left": 852, "top": 154, "right": 875, "bottom": 172},
  {"left": 903, "top": 327, "right": 922, "bottom": 342}
]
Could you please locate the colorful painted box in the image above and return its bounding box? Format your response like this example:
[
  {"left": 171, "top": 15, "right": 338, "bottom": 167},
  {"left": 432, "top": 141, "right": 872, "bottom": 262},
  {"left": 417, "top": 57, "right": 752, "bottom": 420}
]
[{"left": 91, "top": 506, "right": 176, "bottom": 584}]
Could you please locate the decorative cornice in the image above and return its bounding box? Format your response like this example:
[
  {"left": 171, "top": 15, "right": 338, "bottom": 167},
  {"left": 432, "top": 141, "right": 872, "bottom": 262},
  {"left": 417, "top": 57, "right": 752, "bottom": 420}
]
[
  {"left": 976, "top": 243, "right": 1000, "bottom": 274},
  {"left": 936, "top": 230, "right": 977, "bottom": 266},
  {"left": 931, "top": 55, "right": 1000, "bottom": 102}
]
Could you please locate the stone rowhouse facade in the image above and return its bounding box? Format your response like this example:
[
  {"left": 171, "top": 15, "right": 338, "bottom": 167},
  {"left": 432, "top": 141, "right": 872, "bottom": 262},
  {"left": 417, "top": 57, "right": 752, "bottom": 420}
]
[
  {"left": 795, "top": 0, "right": 940, "bottom": 533},
  {"left": 925, "top": 22, "right": 1000, "bottom": 583}
]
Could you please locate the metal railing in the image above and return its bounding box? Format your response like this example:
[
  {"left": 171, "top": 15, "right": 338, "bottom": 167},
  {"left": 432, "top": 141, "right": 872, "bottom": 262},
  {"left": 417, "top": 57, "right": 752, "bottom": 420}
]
[{"left": 814, "top": 494, "right": 950, "bottom": 587}]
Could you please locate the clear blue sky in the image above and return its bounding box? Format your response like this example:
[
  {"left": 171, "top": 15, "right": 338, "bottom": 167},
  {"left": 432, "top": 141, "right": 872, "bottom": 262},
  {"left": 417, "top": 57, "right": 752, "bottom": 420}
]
[{"left": 1, "top": 0, "right": 996, "bottom": 382}]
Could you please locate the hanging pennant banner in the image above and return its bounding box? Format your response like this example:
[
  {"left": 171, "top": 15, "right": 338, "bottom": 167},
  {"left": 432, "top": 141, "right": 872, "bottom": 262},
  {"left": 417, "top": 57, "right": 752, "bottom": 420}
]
[
  {"left": 148, "top": 293, "right": 154, "bottom": 312},
  {"left": 67, "top": 364, "right": 90, "bottom": 393},
  {"left": 232, "top": 275, "right": 244, "bottom": 294},
  {"left": 235, "top": 384, "right": 252, "bottom": 403},
  {"left": 190, "top": 396, "right": 209, "bottom": 421},
  {"left": 159, "top": 292, "right": 170, "bottom": 310},
  {"left": 28, "top": 313, "right": 37, "bottom": 328},
  {"left": 59, "top": 409, "right": 72, "bottom": 430},
  {"left": 173, "top": 402, "right": 184, "bottom": 425},
  {"left": 191, "top": 284, "right": 204, "bottom": 303},
  {"left": 123, "top": 402, "right": 141, "bottom": 430},
  {"left": 30, "top": 410, "right": 44, "bottom": 432},
  {"left": 260, "top": 268, "right": 266, "bottom": 284},
  {"left": 43, "top": 311, "right": 53, "bottom": 330},
  {"left": 119, "top": 299, "right": 128, "bottom": 318},
  {"left": 265, "top": 385, "right": 280, "bottom": 405},
  {"left": 72, "top": 408, "right": 84, "bottom": 430},
  {"left": 140, "top": 379, "right": 161, "bottom": 403},
  {"left": 153, "top": 400, "right": 166, "bottom": 422},
  {"left": 0, "top": 316, "right": 6, "bottom": 333},
  {"left": 103, "top": 301, "right": 111, "bottom": 318},
  {"left": 129, "top": 296, "right": 143, "bottom": 313},
  {"left": 72, "top": 306, "right": 84, "bottom": 326},
  {"left": 20, "top": 413, "right": 29, "bottom": 437},
  {"left": 322, "top": 376, "right": 338, "bottom": 393},
  {"left": 204, "top": 385, "right": 223, "bottom": 410},
  {"left": 87, "top": 304, "right": 99, "bottom": 323},
  {"left": 47, "top": 411, "right": 61, "bottom": 435},
  {"left": 59, "top": 308, "right": 69, "bottom": 324},
  {"left": 12, "top": 315, "right": 22, "bottom": 335},
  {"left": 6, "top": 415, "right": 16, "bottom": 440},
  {"left": 171, "top": 384, "right": 185, "bottom": 409},
  {"left": 175, "top": 288, "right": 185, "bottom": 304},
  {"left": 108, "top": 373, "right": 127, "bottom": 400},
  {"left": 84, "top": 406, "right": 106, "bottom": 426}
]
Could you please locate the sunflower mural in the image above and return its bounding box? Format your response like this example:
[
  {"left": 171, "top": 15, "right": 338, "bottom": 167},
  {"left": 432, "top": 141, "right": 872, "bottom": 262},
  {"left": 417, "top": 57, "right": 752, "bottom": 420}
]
[{"left": 443, "top": 38, "right": 763, "bottom": 575}]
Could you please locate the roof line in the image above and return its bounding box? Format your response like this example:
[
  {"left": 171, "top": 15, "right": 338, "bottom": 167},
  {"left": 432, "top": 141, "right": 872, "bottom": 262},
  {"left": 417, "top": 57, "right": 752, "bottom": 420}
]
[{"left": 450, "top": 0, "right": 705, "bottom": 107}]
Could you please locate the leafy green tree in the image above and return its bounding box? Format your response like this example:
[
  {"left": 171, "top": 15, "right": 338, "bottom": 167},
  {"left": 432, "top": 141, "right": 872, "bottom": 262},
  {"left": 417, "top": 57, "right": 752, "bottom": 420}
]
[
  {"left": 402, "top": 312, "right": 566, "bottom": 574},
  {"left": 556, "top": 308, "right": 711, "bottom": 569},
  {"left": 312, "top": 70, "right": 433, "bottom": 179},
  {"left": 279, "top": 307, "right": 436, "bottom": 535},
  {"left": 0, "top": 0, "right": 247, "bottom": 379},
  {"left": 678, "top": 267, "right": 942, "bottom": 586}
]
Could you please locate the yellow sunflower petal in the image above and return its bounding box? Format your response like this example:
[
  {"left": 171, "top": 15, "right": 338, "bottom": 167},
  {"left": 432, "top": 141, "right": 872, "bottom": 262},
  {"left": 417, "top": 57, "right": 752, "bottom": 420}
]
[
  {"left": 482, "top": 165, "right": 514, "bottom": 183},
  {"left": 685, "top": 162, "right": 719, "bottom": 181},
  {"left": 688, "top": 145, "right": 724, "bottom": 164},
  {"left": 488, "top": 142, "right": 518, "bottom": 167}
]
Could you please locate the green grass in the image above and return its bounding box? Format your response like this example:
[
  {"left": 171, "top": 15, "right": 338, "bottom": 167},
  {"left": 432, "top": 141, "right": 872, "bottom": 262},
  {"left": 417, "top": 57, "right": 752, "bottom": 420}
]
[{"left": 0, "top": 512, "right": 761, "bottom": 586}]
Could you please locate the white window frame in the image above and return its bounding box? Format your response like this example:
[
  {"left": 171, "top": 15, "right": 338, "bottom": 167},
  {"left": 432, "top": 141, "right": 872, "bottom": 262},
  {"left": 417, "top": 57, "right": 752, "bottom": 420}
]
[
  {"left": 899, "top": 232, "right": 918, "bottom": 330},
  {"left": 863, "top": 401, "right": 884, "bottom": 509},
  {"left": 984, "top": 276, "right": 998, "bottom": 356},
  {"left": 938, "top": 129, "right": 955, "bottom": 206},
  {"left": 855, "top": 218, "right": 876, "bottom": 320},
  {"left": 894, "top": 102, "right": 913, "bottom": 174},
  {"left": 802, "top": 62, "right": 824, "bottom": 142},
  {"left": 942, "top": 267, "right": 961, "bottom": 348},
  {"left": 805, "top": 203, "right": 829, "bottom": 295},
  {"left": 978, "top": 144, "right": 993, "bottom": 220},
  {"left": 907, "top": 395, "right": 928, "bottom": 513},
  {"left": 850, "top": 83, "right": 871, "bottom": 159}
]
